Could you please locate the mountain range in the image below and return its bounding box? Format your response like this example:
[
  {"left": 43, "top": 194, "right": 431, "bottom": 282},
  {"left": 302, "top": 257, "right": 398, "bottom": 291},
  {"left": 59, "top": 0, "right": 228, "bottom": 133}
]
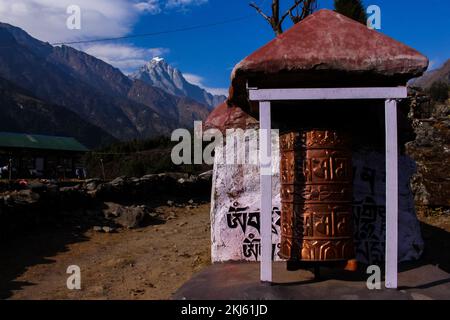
[
  {"left": 130, "top": 57, "right": 226, "bottom": 110},
  {"left": 0, "top": 76, "right": 116, "bottom": 148},
  {"left": 410, "top": 59, "right": 450, "bottom": 89},
  {"left": 0, "top": 22, "right": 224, "bottom": 148}
]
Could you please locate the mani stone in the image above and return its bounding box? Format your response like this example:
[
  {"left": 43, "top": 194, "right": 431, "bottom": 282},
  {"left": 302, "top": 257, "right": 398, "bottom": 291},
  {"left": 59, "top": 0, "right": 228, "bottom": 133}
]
[{"left": 209, "top": 131, "right": 424, "bottom": 264}]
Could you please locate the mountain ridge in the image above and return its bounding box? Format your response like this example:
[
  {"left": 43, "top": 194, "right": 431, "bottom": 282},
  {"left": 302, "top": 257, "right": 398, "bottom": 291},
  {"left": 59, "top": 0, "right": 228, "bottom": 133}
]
[
  {"left": 0, "top": 22, "right": 212, "bottom": 147},
  {"left": 411, "top": 59, "right": 450, "bottom": 89},
  {"left": 130, "top": 57, "right": 226, "bottom": 110},
  {"left": 0, "top": 76, "right": 117, "bottom": 148}
]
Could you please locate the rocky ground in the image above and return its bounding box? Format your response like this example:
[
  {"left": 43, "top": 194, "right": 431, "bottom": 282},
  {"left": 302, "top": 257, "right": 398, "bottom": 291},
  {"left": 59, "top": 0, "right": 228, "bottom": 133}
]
[
  {"left": 2, "top": 201, "right": 449, "bottom": 300},
  {"left": 0, "top": 202, "right": 211, "bottom": 300},
  {"left": 0, "top": 171, "right": 213, "bottom": 299}
]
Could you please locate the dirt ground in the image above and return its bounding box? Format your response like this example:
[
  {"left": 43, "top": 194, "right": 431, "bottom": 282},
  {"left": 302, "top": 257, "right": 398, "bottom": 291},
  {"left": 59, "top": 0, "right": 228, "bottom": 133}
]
[
  {"left": 0, "top": 204, "right": 211, "bottom": 300},
  {"left": 1, "top": 202, "right": 449, "bottom": 300}
]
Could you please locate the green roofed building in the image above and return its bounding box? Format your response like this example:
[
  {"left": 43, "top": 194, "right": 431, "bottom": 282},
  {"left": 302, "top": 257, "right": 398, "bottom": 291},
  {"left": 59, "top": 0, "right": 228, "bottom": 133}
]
[{"left": 0, "top": 132, "right": 89, "bottom": 179}]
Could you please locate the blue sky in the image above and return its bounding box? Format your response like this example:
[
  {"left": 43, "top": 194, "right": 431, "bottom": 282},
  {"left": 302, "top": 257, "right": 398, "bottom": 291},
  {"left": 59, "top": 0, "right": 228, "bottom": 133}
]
[
  {"left": 0, "top": 0, "right": 449, "bottom": 95},
  {"left": 133, "top": 0, "right": 450, "bottom": 93}
]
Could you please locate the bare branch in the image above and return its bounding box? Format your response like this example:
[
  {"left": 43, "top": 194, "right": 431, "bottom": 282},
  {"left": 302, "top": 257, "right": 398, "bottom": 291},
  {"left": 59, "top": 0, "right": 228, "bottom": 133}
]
[
  {"left": 280, "top": 0, "right": 303, "bottom": 24},
  {"left": 250, "top": 0, "right": 317, "bottom": 36},
  {"left": 290, "top": 0, "right": 317, "bottom": 24},
  {"left": 249, "top": 2, "right": 271, "bottom": 23}
]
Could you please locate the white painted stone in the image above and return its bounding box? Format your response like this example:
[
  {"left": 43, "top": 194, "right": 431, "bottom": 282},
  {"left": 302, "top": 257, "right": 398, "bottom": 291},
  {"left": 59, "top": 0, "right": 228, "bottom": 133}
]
[
  {"left": 210, "top": 130, "right": 282, "bottom": 262},
  {"left": 210, "top": 133, "right": 424, "bottom": 264},
  {"left": 352, "top": 150, "right": 424, "bottom": 264}
]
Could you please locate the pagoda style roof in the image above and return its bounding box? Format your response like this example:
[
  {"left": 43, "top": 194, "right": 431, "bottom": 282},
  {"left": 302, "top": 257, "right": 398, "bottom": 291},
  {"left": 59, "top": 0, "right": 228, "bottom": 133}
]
[{"left": 229, "top": 9, "right": 428, "bottom": 108}]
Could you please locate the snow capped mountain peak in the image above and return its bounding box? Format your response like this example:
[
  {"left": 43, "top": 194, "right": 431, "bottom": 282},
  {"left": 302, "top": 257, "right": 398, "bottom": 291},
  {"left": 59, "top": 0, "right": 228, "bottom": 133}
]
[
  {"left": 146, "top": 56, "right": 167, "bottom": 69},
  {"left": 131, "top": 59, "right": 226, "bottom": 110},
  {"left": 152, "top": 56, "right": 164, "bottom": 63}
]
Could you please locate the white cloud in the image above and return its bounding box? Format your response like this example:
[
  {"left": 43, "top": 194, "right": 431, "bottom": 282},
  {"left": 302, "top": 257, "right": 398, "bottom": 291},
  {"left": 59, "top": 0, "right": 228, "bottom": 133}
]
[
  {"left": 0, "top": 0, "right": 138, "bottom": 43},
  {"left": 166, "top": 0, "right": 208, "bottom": 10},
  {"left": 428, "top": 60, "right": 436, "bottom": 71},
  {"left": 11, "top": 2, "right": 28, "bottom": 15},
  {"left": 205, "top": 87, "right": 228, "bottom": 96},
  {"left": 135, "top": 0, "right": 209, "bottom": 13},
  {"left": 183, "top": 73, "right": 204, "bottom": 87},
  {"left": 0, "top": 0, "right": 216, "bottom": 88},
  {"left": 0, "top": 0, "right": 209, "bottom": 43},
  {"left": 77, "top": 43, "right": 169, "bottom": 73},
  {"left": 184, "top": 73, "right": 228, "bottom": 96},
  {"left": 427, "top": 58, "right": 446, "bottom": 71},
  {"left": 134, "top": 0, "right": 161, "bottom": 14}
]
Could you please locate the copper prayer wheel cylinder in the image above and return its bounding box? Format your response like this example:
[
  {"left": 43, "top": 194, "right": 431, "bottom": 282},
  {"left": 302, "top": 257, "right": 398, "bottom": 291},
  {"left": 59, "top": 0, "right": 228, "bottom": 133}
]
[{"left": 279, "top": 130, "right": 355, "bottom": 262}]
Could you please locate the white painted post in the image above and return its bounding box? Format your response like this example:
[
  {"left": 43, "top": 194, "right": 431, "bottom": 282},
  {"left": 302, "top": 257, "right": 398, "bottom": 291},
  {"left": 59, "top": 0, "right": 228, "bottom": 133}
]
[
  {"left": 248, "top": 88, "right": 407, "bottom": 286},
  {"left": 249, "top": 87, "right": 408, "bottom": 101},
  {"left": 385, "top": 99, "right": 398, "bottom": 289},
  {"left": 259, "top": 101, "right": 272, "bottom": 283}
]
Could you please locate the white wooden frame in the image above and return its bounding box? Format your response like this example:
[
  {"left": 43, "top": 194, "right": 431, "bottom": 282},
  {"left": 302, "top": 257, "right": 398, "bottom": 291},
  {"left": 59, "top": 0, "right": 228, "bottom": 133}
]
[{"left": 250, "top": 87, "right": 407, "bottom": 289}]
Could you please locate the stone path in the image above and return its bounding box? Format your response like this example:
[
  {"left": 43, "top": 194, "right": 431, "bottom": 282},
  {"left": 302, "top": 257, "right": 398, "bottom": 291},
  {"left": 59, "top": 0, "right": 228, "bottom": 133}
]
[{"left": 173, "top": 262, "right": 450, "bottom": 300}]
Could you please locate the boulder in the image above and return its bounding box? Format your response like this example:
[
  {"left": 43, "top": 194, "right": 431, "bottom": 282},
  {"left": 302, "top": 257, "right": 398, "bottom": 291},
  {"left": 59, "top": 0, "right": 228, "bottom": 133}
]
[
  {"left": 102, "top": 202, "right": 147, "bottom": 229},
  {"left": 85, "top": 178, "right": 101, "bottom": 191},
  {"left": 102, "top": 226, "right": 115, "bottom": 233},
  {"left": 103, "top": 202, "right": 124, "bottom": 218},
  {"left": 141, "top": 174, "right": 158, "bottom": 181},
  {"left": 110, "top": 176, "right": 126, "bottom": 186},
  {"left": 5, "top": 190, "right": 40, "bottom": 206},
  {"left": 114, "top": 206, "right": 146, "bottom": 229}
]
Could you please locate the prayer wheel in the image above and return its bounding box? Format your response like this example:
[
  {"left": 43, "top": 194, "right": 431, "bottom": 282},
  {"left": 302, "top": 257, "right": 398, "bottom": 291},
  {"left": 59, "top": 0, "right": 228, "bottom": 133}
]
[{"left": 279, "top": 130, "right": 355, "bottom": 263}]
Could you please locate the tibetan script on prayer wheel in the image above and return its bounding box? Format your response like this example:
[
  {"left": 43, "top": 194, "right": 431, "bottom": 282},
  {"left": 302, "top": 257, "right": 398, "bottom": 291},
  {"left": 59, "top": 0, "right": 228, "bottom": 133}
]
[{"left": 279, "top": 130, "right": 355, "bottom": 262}]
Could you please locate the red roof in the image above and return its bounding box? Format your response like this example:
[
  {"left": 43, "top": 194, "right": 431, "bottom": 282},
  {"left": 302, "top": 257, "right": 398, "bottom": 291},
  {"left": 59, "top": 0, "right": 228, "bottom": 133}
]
[
  {"left": 229, "top": 9, "right": 428, "bottom": 107},
  {"left": 204, "top": 101, "right": 258, "bottom": 133}
]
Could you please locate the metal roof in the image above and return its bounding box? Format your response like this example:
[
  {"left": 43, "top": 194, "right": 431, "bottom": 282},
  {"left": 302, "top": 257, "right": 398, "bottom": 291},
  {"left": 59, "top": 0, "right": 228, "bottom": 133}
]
[{"left": 0, "top": 132, "right": 89, "bottom": 152}]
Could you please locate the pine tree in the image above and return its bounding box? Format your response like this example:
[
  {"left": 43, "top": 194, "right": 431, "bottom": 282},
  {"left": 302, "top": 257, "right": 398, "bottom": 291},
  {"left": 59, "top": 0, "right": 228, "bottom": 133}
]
[{"left": 334, "top": 0, "right": 367, "bottom": 25}]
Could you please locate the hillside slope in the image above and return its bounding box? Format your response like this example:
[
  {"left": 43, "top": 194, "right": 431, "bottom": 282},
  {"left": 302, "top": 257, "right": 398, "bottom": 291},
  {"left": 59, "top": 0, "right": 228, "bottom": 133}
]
[
  {"left": 411, "top": 59, "right": 450, "bottom": 89},
  {"left": 0, "top": 22, "right": 211, "bottom": 145},
  {"left": 0, "top": 77, "right": 117, "bottom": 148}
]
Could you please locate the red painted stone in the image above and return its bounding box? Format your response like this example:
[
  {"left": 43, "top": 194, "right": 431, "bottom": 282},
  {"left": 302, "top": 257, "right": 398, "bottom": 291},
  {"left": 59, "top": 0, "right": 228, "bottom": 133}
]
[
  {"left": 229, "top": 9, "right": 429, "bottom": 108},
  {"left": 204, "top": 101, "right": 258, "bottom": 133}
]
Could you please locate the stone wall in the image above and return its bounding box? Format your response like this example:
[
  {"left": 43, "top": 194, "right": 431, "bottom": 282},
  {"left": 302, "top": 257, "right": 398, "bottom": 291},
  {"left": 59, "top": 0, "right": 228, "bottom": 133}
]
[
  {"left": 0, "top": 172, "right": 212, "bottom": 236},
  {"left": 406, "top": 88, "right": 450, "bottom": 209}
]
